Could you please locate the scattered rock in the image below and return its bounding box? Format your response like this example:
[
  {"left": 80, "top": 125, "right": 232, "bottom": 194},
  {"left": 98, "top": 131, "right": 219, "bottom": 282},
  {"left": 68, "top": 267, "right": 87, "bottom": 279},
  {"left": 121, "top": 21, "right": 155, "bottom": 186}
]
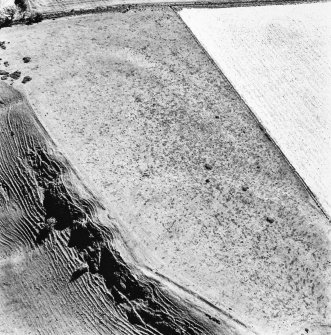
[
  {"left": 23, "top": 57, "right": 31, "bottom": 63},
  {"left": 205, "top": 179, "right": 210, "bottom": 183},
  {"left": 9, "top": 71, "right": 21, "bottom": 80},
  {"left": 1, "top": 76, "right": 8, "bottom": 80},
  {"left": 266, "top": 216, "right": 274, "bottom": 223},
  {"left": 22, "top": 76, "right": 32, "bottom": 84},
  {"left": 215, "top": 115, "right": 220, "bottom": 119},
  {"left": 0, "top": 70, "right": 9, "bottom": 75},
  {"left": 0, "top": 42, "right": 6, "bottom": 50},
  {"left": 4, "top": 61, "right": 9, "bottom": 67},
  {"left": 242, "top": 185, "right": 249, "bottom": 191},
  {"left": 204, "top": 163, "right": 213, "bottom": 170}
]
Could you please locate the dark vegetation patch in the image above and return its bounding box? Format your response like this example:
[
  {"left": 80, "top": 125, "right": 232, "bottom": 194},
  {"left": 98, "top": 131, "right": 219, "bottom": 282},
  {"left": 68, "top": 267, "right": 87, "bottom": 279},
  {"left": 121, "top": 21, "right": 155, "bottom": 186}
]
[
  {"left": 0, "top": 15, "right": 14, "bottom": 28},
  {"left": 27, "top": 146, "right": 214, "bottom": 335},
  {"left": 22, "top": 75, "right": 32, "bottom": 84},
  {"left": 0, "top": 9, "right": 43, "bottom": 28},
  {"left": 204, "top": 163, "right": 213, "bottom": 170},
  {"left": 0, "top": 42, "right": 32, "bottom": 84},
  {"left": 9, "top": 70, "right": 21, "bottom": 79},
  {"left": 70, "top": 264, "right": 89, "bottom": 282},
  {"left": 14, "top": 0, "right": 27, "bottom": 12},
  {"left": 25, "top": 12, "right": 43, "bottom": 25}
]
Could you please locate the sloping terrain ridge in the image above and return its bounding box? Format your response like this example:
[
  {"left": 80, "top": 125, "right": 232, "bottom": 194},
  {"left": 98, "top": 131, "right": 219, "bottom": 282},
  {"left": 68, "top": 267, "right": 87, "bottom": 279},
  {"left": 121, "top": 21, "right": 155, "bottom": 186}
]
[{"left": 0, "top": 82, "right": 250, "bottom": 335}]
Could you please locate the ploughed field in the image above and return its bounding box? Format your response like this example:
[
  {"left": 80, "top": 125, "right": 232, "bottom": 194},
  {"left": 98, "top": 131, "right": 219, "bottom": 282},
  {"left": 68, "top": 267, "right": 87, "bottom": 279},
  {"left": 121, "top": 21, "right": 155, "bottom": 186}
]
[
  {"left": 180, "top": 2, "right": 331, "bottom": 219},
  {"left": 0, "top": 6, "right": 330, "bottom": 335}
]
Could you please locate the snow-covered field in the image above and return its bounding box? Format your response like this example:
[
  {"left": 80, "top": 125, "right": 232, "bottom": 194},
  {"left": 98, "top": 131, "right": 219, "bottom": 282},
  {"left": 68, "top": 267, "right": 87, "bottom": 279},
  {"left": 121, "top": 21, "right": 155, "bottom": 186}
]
[{"left": 180, "top": 3, "right": 331, "bottom": 218}]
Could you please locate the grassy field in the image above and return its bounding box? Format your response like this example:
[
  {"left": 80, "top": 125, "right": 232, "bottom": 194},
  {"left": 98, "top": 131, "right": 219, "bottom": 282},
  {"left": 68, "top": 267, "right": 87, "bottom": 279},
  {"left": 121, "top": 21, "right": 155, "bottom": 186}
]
[
  {"left": 180, "top": 2, "right": 331, "bottom": 220},
  {"left": 0, "top": 82, "right": 242, "bottom": 335},
  {"left": 0, "top": 6, "right": 330, "bottom": 335}
]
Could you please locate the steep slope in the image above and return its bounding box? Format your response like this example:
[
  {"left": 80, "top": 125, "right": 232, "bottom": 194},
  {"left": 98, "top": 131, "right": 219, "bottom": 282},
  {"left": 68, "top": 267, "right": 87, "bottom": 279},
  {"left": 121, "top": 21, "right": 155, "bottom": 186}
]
[{"left": 0, "top": 82, "right": 250, "bottom": 335}]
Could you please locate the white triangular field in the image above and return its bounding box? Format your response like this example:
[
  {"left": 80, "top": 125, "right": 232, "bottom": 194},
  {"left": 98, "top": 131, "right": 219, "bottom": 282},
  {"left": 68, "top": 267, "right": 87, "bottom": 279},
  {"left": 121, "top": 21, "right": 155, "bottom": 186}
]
[{"left": 181, "top": 3, "right": 331, "bottom": 217}]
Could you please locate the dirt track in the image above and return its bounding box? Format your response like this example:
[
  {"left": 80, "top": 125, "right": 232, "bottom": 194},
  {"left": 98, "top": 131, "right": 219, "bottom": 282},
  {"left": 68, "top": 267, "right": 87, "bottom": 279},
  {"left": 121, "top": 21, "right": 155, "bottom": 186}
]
[{"left": 27, "top": 0, "right": 311, "bottom": 16}]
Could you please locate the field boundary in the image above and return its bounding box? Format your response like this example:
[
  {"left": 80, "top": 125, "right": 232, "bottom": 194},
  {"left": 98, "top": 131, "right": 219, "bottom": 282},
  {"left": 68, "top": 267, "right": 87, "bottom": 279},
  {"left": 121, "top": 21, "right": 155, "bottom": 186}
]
[
  {"left": 1, "top": 0, "right": 326, "bottom": 27},
  {"left": 140, "top": 265, "right": 260, "bottom": 335},
  {"left": 174, "top": 6, "right": 331, "bottom": 223}
]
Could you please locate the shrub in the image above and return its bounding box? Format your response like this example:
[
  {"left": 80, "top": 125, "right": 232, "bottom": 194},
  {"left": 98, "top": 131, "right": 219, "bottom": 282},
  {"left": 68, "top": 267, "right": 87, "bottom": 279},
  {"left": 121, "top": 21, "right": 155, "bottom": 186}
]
[
  {"left": 0, "top": 15, "right": 12, "bottom": 28},
  {"left": 14, "top": 0, "right": 27, "bottom": 12},
  {"left": 3, "top": 6, "right": 16, "bottom": 20},
  {"left": 26, "top": 11, "right": 43, "bottom": 25},
  {"left": 0, "top": 6, "right": 17, "bottom": 28}
]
